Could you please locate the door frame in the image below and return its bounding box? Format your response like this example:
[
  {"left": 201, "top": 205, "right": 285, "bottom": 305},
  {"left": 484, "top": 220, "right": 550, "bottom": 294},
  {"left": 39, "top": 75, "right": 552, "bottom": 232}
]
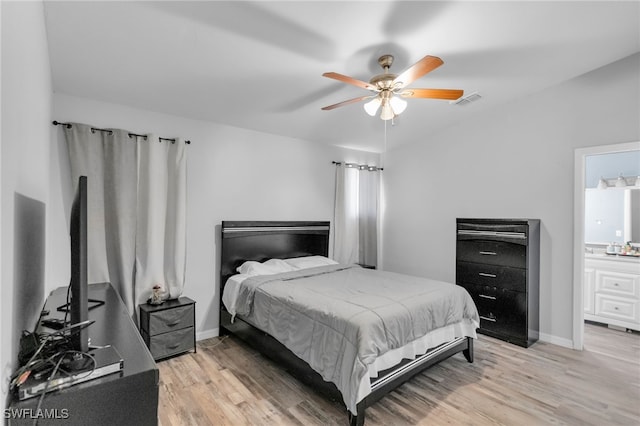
[{"left": 573, "top": 141, "right": 640, "bottom": 349}]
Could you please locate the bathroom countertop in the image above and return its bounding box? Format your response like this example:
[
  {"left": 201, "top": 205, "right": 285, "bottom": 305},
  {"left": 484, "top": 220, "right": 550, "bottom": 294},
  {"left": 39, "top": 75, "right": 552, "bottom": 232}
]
[{"left": 585, "top": 252, "right": 640, "bottom": 264}]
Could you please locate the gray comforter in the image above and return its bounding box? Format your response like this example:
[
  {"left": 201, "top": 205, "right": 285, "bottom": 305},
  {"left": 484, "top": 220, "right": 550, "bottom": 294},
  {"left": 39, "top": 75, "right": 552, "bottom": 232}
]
[{"left": 234, "top": 264, "right": 479, "bottom": 413}]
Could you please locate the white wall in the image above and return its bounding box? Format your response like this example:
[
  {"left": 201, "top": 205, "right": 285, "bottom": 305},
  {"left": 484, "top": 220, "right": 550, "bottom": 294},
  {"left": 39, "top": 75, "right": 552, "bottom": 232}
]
[
  {"left": 1, "top": 0, "right": 53, "bottom": 405},
  {"left": 51, "top": 93, "right": 379, "bottom": 340},
  {"left": 382, "top": 53, "right": 640, "bottom": 347}
]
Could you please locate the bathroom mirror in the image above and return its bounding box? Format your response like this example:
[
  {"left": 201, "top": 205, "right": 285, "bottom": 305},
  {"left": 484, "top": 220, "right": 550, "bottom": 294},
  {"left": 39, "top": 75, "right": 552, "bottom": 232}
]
[
  {"left": 585, "top": 187, "right": 639, "bottom": 244},
  {"left": 584, "top": 149, "right": 640, "bottom": 246}
]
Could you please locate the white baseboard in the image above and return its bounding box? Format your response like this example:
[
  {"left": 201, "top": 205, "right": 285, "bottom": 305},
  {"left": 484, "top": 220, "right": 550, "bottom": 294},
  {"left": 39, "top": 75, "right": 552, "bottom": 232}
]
[
  {"left": 196, "top": 328, "right": 219, "bottom": 341},
  {"left": 539, "top": 332, "right": 573, "bottom": 349}
]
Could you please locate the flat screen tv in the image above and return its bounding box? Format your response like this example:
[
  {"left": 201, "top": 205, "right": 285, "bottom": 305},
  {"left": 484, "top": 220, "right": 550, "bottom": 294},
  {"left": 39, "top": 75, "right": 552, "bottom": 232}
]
[
  {"left": 59, "top": 175, "right": 103, "bottom": 353},
  {"left": 69, "top": 175, "right": 90, "bottom": 352}
]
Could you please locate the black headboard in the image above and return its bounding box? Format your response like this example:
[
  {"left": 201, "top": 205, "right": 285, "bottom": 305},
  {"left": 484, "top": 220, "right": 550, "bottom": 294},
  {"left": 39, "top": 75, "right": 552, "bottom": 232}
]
[{"left": 219, "top": 221, "right": 330, "bottom": 294}]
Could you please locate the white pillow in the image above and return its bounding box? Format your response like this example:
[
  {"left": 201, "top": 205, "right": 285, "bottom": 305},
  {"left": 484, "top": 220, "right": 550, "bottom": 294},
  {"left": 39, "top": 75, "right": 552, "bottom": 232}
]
[
  {"left": 284, "top": 255, "right": 338, "bottom": 270},
  {"left": 236, "top": 259, "right": 296, "bottom": 276},
  {"left": 263, "top": 258, "right": 297, "bottom": 272}
]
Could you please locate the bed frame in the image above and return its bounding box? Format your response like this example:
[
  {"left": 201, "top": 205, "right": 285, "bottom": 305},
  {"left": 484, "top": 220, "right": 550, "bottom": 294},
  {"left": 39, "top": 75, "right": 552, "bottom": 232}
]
[{"left": 219, "top": 221, "right": 474, "bottom": 426}]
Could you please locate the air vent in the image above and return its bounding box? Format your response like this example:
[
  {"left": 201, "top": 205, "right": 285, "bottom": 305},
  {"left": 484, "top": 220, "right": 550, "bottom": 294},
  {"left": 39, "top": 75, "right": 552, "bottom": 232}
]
[{"left": 450, "top": 92, "right": 481, "bottom": 106}]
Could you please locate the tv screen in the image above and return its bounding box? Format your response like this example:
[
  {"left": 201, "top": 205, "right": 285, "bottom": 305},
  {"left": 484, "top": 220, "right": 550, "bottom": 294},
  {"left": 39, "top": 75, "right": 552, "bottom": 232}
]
[
  {"left": 58, "top": 175, "right": 103, "bottom": 356},
  {"left": 69, "top": 175, "right": 89, "bottom": 353}
]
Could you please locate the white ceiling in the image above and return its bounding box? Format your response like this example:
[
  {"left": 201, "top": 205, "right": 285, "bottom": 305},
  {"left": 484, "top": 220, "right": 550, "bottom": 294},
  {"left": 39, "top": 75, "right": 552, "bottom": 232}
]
[{"left": 43, "top": 1, "right": 640, "bottom": 152}]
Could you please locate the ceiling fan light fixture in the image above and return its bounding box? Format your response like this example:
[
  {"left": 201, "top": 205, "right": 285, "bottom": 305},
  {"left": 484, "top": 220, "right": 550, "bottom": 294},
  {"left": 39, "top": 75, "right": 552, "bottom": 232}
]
[
  {"left": 364, "top": 97, "right": 381, "bottom": 116},
  {"left": 389, "top": 96, "right": 407, "bottom": 115},
  {"left": 379, "top": 101, "right": 395, "bottom": 121}
]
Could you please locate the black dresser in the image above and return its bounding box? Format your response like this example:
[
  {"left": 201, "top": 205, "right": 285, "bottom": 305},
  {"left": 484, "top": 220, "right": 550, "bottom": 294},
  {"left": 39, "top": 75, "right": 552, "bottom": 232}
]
[{"left": 456, "top": 218, "right": 540, "bottom": 347}]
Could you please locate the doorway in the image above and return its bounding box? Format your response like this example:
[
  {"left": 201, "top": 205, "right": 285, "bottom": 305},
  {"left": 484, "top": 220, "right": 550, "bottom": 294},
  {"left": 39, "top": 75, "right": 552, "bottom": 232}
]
[{"left": 573, "top": 141, "right": 640, "bottom": 350}]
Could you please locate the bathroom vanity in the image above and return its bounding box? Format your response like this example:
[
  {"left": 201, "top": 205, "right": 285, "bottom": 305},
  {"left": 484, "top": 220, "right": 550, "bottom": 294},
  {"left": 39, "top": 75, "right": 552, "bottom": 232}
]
[{"left": 584, "top": 253, "right": 640, "bottom": 331}]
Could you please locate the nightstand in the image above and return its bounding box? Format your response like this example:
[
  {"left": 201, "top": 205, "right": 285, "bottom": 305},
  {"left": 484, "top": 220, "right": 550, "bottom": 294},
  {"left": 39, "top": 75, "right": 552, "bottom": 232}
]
[{"left": 139, "top": 297, "right": 196, "bottom": 361}]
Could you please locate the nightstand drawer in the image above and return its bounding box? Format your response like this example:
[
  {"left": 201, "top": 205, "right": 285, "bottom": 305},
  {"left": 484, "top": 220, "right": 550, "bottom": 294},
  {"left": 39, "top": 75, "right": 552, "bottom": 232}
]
[
  {"left": 457, "top": 261, "right": 526, "bottom": 291},
  {"left": 148, "top": 327, "right": 195, "bottom": 360},
  {"left": 148, "top": 304, "right": 194, "bottom": 335}
]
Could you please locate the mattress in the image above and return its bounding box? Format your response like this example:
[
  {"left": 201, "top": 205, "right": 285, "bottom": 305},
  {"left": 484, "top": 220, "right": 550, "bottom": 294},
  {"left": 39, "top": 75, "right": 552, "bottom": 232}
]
[{"left": 222, "top": 264, "right": 479, "bottom": 414}]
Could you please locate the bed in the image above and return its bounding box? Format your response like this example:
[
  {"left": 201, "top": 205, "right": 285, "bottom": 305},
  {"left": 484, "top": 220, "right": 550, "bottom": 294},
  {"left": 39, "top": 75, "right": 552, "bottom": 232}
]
[{"left": 219, "top": 221, "right": 479, "bottom": 425}]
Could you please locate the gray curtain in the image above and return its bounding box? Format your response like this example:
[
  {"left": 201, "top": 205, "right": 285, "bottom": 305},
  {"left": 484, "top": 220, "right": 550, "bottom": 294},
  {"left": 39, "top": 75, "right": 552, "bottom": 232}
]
[
  {"left": 63, "top": 123, "right": 187, "bottom": 314},
  {"left": 64, "top": 124, "right": 138, "bottom": 311},
  {"left": 333, "top": 164, "right": 379, "bottom": 267}
]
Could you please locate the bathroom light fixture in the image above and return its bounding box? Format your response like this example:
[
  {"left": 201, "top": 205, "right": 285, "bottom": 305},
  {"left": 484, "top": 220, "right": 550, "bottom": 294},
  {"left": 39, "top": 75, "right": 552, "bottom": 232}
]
[
  {"left": 596, "top": 174, "right": 639, "bottom": 189},
  {"left": 597, "top": 177, "right": 608, "bottom": 190}
]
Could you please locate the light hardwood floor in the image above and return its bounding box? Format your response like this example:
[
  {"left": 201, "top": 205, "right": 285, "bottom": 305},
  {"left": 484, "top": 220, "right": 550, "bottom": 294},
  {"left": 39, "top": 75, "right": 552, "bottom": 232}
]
[{"left": 157, "top": 323, "right": 639, "bottom": 425}]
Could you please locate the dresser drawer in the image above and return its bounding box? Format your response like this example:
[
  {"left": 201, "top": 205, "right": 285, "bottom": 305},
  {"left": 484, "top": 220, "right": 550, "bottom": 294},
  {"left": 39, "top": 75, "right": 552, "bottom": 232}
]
[
  {"left": 457, "top": 261, "right": 526, "bottom": 291},
  {"left": 457, "top": 221, "right": 529, "bottom": 235},
  {"left": 148, "top": 327, "right": 195, "bottom": 360},
  {"left": 457, "top": 240, "right": 526, "bottom": 268},
  {"left": 465, "top": 284, "right": 527, "bottom": 338},
  {"left": 148, "top": 304, "right": 194, "bottom": 335}
]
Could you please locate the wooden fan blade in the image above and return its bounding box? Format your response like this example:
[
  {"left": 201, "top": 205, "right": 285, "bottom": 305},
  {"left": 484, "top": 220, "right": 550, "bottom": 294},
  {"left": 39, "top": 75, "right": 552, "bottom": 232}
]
[
  {"left": 321, "top": 95, "right": 373, "bottom": 110},
  {"left": 400, "top": 88, "right": 463, "bottom": 100},
  {"left": 322, "top": 72, "right": 377, "bottom": 91},
  {"left": 393, "top": 55, "right": 444, "bottom": 88}
]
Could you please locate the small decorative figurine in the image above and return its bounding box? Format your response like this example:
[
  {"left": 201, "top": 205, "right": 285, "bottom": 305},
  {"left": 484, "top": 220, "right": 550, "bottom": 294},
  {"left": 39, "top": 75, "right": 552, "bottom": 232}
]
[{"left": 148, "top": 284, "right": 166, "bottom": 305}]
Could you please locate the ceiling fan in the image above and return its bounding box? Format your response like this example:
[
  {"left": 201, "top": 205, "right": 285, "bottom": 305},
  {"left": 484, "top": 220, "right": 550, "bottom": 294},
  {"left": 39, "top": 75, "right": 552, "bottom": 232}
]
[{"left": 321, "top": 54, "right": 463, "bottom": 120}]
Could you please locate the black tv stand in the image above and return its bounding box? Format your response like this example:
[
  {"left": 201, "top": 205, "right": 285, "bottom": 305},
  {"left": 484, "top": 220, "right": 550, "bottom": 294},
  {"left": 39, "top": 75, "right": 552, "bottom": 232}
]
[{"left": 9, "top": 283, "right": 158, "bottom": 425}]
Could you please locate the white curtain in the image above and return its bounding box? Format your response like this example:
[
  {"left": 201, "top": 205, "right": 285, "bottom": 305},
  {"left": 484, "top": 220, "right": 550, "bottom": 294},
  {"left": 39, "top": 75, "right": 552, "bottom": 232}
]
[
  {"left": 135, "top": 135, "right": 187, "bottom": 306},
  {"left": 63, "top": 123, "right": 187, "bottom": 314},
  {"left": 333, "top": 164, "right": 379, "bottom": 266},
  {"left": 358, "top": 169, "right": 379, "bottom": 267}
]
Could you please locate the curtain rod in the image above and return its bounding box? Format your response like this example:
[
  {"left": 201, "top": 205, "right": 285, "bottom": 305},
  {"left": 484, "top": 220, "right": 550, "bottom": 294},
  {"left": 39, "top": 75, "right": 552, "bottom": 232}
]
[
  {"left": 52, "top": 121, "right": 191, "bottom": 144},
  {"left": 332, "top": 161, "right": 383, "bottom": 171}
]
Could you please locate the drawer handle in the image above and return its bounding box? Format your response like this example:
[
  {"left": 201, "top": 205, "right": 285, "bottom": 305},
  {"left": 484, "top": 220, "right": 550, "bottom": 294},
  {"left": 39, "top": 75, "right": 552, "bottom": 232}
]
[
  {"left": 479, "top": 294, "right": 496, "bottom": 300},
  {"left": 479, "top": 272, "right": 497, "bottom": 278},
  {"left": 168, "top": 343, "right": 181, "bottom": 349},
  {"left": 480, "top": 315, "right": 497, "bottom": 322},
  {"left": 614, "top": 283, "right": 619, "bottom": 287},
  {"left": 479, "top": 251, "right": 497, "bottom": 256},
  {"left": 166, "top": 321, "right": 181, "bottom": 327}
]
